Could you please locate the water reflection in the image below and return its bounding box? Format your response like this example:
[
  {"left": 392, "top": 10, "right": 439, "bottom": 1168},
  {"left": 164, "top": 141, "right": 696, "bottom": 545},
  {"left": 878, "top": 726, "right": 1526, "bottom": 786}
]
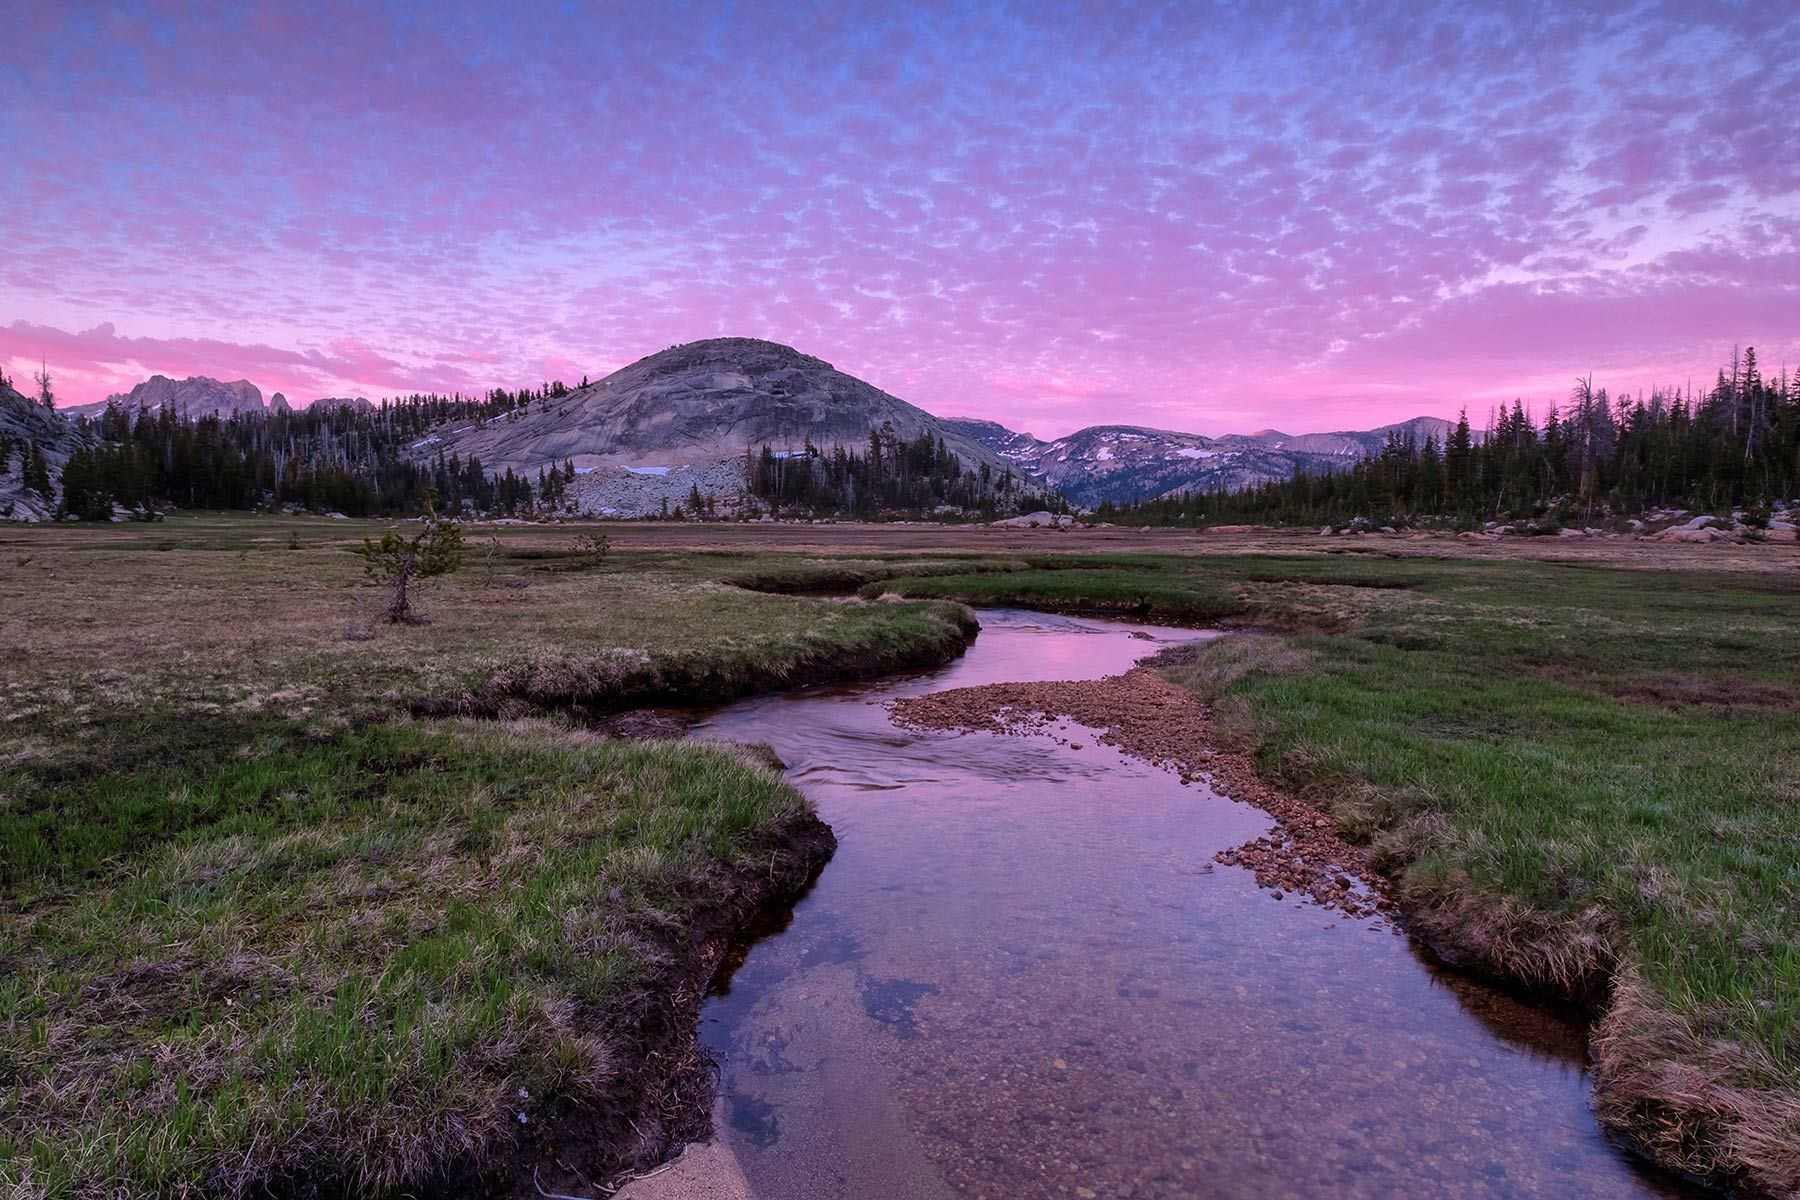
[{"left": 689, "top": 611, "right": 1690, "bottom": 1199}]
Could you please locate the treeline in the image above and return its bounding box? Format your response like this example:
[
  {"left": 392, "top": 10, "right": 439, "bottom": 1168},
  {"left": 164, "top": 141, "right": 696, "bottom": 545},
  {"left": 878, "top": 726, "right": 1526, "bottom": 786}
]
[
  {"left": 1100, "top": 348, "right": 1799, "bottom": 527},
  {"left": 746, "top": 422, "right": 1062, "bottom": 518},
  {"left": 54, "top": 384, "right": 579, "bottom": 519}
]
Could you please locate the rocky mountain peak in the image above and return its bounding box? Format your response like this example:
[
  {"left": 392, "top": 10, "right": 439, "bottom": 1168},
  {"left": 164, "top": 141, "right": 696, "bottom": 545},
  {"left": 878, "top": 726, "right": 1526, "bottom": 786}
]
[
  {"left": 411, "top": 337, "right": 1009, "bottom": 484},
  {"left": 626, "top": 337, "right": 835, "bottom": 382},
  {"left": 66, "top": 375, "right": 267, "bottom": 420}
]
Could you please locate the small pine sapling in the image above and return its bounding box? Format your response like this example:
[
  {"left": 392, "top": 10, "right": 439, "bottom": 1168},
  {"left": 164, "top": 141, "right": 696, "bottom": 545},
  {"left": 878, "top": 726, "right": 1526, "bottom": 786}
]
[{"left": 357, "top": 489, "right": 466, "bottom": 623}]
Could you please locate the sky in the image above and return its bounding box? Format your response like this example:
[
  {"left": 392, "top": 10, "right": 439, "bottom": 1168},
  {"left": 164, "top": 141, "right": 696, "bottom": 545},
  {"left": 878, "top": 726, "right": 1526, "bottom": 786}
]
[{"left": 2, "top": 1, "right": 1796, "bottom": 437}]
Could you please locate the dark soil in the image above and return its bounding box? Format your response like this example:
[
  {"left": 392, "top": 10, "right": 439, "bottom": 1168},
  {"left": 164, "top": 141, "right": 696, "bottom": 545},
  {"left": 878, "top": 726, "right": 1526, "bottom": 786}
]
[
  {"left": 454, "top": 811, "right": 838, "bottom": 1200},
  {"left": 589, "top": 710, "right": 689, "bottom": 740}
]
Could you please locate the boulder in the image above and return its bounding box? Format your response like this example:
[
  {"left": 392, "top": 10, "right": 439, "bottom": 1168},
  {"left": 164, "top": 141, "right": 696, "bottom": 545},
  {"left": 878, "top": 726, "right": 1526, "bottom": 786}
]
[
  {"left": 991, "top": 510, "right": 1059, "bottom": 528},
  {"left": 1660, "top": 526, "right": 1725, "bottom": 543}
]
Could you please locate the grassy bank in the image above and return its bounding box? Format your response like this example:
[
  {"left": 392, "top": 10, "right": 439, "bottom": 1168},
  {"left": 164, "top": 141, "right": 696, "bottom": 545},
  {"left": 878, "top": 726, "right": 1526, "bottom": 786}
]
[
  {"left": 0, "top": 514, "right": 974, "bottom": 1197},
  {"left": 2, "top": 721, "right": 830, "bottom": 1197},
  {"left": 859, "top": 552, "right": 1429, "bottom": 626},
  {"left": 718, "top": 555, "right": 1026, "bottom": 594},
  {"left": 874, "top": 551, "right": 1800, "bottom": 1195}
]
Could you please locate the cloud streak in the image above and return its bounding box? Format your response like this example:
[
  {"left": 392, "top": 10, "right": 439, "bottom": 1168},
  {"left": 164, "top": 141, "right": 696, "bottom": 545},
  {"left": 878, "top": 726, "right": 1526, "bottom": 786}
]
[{"left": 2, "top": 1, "right": 1796, "bottom": 433}]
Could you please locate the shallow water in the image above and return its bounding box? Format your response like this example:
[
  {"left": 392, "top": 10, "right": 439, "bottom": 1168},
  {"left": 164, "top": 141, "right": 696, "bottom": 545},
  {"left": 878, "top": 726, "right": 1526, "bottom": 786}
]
[{"left": 690, "top": 610, "right": 1694, "bottom": 1199}]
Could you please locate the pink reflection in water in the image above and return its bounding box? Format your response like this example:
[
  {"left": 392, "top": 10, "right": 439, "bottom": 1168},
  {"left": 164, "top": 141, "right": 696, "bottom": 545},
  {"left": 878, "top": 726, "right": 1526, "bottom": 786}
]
[{"left": 691, "top": 612, "right": 1693, "bottom": 1199}]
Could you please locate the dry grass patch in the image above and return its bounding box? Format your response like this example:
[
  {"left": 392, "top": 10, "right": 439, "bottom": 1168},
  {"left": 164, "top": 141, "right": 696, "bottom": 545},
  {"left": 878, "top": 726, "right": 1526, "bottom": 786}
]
[
  {"left": 0, "top": 515, "right": 978, "bottom": 747},
  {"left": 1596, "top": 973, "right": 1800, "bottom": 1196}
]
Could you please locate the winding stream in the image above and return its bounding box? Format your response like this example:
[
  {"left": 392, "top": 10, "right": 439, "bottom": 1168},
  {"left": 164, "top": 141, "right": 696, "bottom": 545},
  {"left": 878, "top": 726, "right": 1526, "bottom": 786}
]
[{"left": 686, "top": 610, "right": 1693, "bottom": 1199}]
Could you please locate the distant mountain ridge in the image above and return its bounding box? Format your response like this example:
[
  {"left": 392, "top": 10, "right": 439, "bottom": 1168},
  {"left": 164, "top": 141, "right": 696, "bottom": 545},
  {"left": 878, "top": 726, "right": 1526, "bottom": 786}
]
[
  {"left": 944, "top": 414, "right": 1468, "bottom": 506},
  {"left": 45, "top": 345, "right": 1470, "bottom": 512},
  {"left": 62, "top": 376, "right": 373, "bottom": 420},
  {"left": 58, "top": 375, "right": 270, "bottom": 420}
]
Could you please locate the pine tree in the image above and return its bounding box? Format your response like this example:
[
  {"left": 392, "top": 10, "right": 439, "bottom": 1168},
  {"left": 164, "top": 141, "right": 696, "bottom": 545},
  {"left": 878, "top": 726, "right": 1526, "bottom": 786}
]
[
  {"left": 23, "top": 441, "right": 53, "bottom": 499},
  {"left": 356, "top": 489, "right": 465, "bottom": 623},
  {"left": 57, "top": 448, "right": 115, "bottom": 520},
  {"left": 1445, "top": 410, "right": 1473, "bottom": 509}
]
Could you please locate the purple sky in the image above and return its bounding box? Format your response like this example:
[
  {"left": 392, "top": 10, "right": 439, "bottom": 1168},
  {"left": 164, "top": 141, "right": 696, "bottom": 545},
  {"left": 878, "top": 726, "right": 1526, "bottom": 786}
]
[{"left": 3, "top": 2, "right": 1796, "bottom": 436}]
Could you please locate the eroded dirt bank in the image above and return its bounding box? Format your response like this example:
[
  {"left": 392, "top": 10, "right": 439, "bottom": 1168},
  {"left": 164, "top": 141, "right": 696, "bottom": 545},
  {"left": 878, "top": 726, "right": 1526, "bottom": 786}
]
[
  {"left": 425, "top": 810, "right": 837, "bottom": 1200},
  {"left": 415, "top": 602, "right": 980, "bottom": 720}
]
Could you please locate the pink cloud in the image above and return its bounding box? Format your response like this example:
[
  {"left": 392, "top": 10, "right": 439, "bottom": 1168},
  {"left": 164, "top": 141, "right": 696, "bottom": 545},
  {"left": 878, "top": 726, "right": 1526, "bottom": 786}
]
[
  {"left": 0, "top": 1, "right": 1795, "bottom": 436},
  {"left": 0, "top": 321, "right": 480, "bottom": 406}
]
